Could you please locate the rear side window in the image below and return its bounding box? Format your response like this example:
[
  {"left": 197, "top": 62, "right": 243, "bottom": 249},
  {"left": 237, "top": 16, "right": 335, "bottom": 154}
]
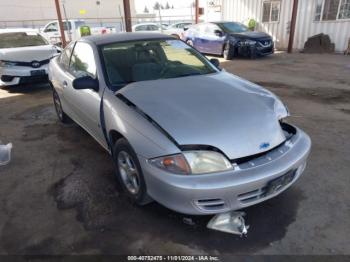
[
  {"left": 59, "top": 42, "right": 74, "bottom": 70},
  {"left": 135, "top": 25, "right": 147, "bottom": 31},
  {"left": 148, "top": 25, "right": 159, "bottom": 30},
  {"left": 69, "top": 42, "right": 96, "bottom": 78}
]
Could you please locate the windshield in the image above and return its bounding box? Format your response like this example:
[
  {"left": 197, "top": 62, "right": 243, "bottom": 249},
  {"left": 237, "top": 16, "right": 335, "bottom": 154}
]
[
  {"left": 218, "top": 22, "right": 248, "bottom": 33},
  {"left": 0, "top": 32, "right": 48, "bottom": 48},
  {"left": 101, "top": 39, "right": 217, "bottom": 89}
]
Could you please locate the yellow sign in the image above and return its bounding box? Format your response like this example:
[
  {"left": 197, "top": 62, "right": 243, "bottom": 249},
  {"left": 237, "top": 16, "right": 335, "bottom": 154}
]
[{"left": 79, "top": 9, "right": 86, "bottom": 15}]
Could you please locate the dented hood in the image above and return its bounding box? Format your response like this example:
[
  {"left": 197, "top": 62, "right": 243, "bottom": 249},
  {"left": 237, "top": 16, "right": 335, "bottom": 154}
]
[
  {"left": 0, "top": 45, "right": 57, "bottom": 62},
  {"left": 119, "top": 72, "right": 287, "bottom": 159}
]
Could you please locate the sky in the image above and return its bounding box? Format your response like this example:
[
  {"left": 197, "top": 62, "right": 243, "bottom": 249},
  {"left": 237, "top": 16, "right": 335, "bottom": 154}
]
[{"left": 134, "top": 0, "right": 196, "bottom": 13}]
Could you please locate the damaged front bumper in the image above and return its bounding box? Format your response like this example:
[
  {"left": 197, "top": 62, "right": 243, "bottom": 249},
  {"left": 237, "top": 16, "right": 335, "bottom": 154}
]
[
  {"left": 139, "top": 124, "right": 311, "bottom": 215},
  {"left": 238, "top": 42, "right": 274, "bottom": 57},
  {"left": 0, "top": 65, "right": 48, "bottom": 86}
]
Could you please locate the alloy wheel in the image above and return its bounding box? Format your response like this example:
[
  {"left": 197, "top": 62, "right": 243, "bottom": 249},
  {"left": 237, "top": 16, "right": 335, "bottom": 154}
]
[
  {"left": 117, "top": 151, "right": 140, "bottom": 195},
  {"left": 53, "top": 91, "right": 63, "bottom": 120}
]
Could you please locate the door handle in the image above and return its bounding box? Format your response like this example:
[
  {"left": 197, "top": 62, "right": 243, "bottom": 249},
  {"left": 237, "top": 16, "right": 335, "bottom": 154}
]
[{"left": 62, "top": 81, "right": 68, "bottom": 88}]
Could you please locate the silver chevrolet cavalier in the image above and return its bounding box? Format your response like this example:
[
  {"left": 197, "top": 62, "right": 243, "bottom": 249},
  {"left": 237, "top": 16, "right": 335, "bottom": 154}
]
[{"left": 49, "top": 33, "right": 311, "bottom": 215}]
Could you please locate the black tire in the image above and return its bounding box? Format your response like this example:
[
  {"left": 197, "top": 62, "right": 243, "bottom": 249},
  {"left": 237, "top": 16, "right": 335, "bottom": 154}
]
[
  {"left": 53, "top": 89, "right": 70, "bottom": 123},
  {"left": 223, "top": 43, "right": 235, "bottom": 60},
  {"left": 113, "top": 138, "right": 152, "bottom": 205}
]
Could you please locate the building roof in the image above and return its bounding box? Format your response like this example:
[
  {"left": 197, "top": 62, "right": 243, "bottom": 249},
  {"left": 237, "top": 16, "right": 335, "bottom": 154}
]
[{"left": 82, "top": 32, "right": 173, "bottom": 45}]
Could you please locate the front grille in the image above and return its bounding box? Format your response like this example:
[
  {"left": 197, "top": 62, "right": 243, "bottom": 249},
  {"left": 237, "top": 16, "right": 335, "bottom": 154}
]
[
  {"left": 194, "top": 198, "right": 226, "bottom": 212},
  {"left": 238, "top": 187, "right": 267, "bottom": 204},
  {"left": 231, "top": 123, "right": 296, "bottom": 166},
  {"left": 19, "top": 75, "right": 48, "bottom": 84},
  {"left": 2, "top": 59, "right": 50, "bottom": 68},
  {"left": 237, "top": 169, "right": 297, "bottom": 204}
]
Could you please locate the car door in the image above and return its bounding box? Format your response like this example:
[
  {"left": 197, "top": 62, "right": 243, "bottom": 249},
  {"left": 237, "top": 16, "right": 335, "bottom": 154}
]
[
  {"left": 192, "top": 24, "right": 206, "bottom": 52},
  {"left": 198, "top": 24, "right": 224, "bottom": 54},
  {"left": 62, "top": 41, "right": 107, "bottom": 147},
  {"left": 206, "top": 24, "right": 226, "bottom": 54},
  {"left": 51, "top": 42, "right": 75, "bottom": 115}
]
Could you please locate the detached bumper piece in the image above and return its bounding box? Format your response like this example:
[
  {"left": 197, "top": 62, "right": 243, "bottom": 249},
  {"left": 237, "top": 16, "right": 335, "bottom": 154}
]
[{"left": 207, "top": 211, "right": 249, "bottom": 236}]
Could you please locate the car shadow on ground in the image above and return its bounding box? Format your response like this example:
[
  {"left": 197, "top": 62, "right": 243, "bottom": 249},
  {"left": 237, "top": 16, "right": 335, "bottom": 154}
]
[{"left": 1, "top": 82, "right": 50, "bottom": 95}]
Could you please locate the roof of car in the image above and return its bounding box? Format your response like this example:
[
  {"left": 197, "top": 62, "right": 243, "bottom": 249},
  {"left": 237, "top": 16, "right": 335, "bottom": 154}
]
[
  {"left": 82, "top": 32, "right": 174, "bottom": 45},
  {"left": 0, "top": 28, "right": 40, "bottom": 34}
]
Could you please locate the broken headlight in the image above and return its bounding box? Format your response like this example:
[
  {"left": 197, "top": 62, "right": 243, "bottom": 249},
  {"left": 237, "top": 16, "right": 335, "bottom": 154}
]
[
  {"left": 0, "top": 60, "right": 17, "bottom": 68},
  {"left": 150, "top": 151, "right": 233, "bottom": 175}
]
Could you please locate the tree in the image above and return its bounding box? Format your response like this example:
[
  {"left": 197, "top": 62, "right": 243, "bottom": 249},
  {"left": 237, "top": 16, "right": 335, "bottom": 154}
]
[
  {"left": 165, "top": 2, "right": 170, "bottom": 9},
  {"left": 171, "top": 5, "right": 174, "bottom": 9},
  {"left": 143, "top": 6, "right": 149, "bottom": 13},
  {"left": 153, "top": 1, "right": 160, "bottom": 10}
]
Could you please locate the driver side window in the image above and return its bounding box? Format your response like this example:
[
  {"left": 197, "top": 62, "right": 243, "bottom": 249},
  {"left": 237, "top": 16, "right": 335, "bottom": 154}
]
[
  {"left": 45, "top": 22, "right": 58, "bottom": 32},
  {"left": 69, "top": 42, "right": 97, "bottom": 79},
  {"left": 59, "top": 42, "right": 74, "bottom": 70}
]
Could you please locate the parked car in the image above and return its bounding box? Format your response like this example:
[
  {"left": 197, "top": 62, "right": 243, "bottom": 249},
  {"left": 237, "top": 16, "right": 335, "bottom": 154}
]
[
  {"left": 163, "top": 22, "right": 193, "bottom": 39},
  {"left": 0, "top": 29, "right": 61, "bottom": 86},
  {"left": 41, "top": 19, "right": 114, "bottom": 45},
  {"left": 132, "top": 23, "right": 164, "bottom": 33},
  {"left": 49, "top": 33, "right": 311, "bottom": 215},
  {"left": 182, "top": 21, "right": 274, "bottom": 59}
]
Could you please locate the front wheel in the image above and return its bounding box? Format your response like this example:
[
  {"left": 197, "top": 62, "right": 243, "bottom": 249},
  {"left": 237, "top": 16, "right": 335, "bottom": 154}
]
[
  {"left": 113, "top": 138, "right": 152, "bottom": 205},
  {"left": 223, "top": 43, "right": 235, "bottom": 60},
  {"left": 53, "top": 90, "right": 70, "bottom": 123}
]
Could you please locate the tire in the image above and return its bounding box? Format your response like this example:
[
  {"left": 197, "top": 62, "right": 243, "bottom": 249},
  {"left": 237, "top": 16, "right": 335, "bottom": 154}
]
[
  {"left": 113, "top": 138, "right": 151, "bottom": 205},
  {"left": 53, "top": 89, "right": 70, "bottom": 123},
  {"left": 186, "top": 39, "right": 194, "bottom": 47},
  {"left": 223, "top": 43, "right": 235, "bottom": 60}
]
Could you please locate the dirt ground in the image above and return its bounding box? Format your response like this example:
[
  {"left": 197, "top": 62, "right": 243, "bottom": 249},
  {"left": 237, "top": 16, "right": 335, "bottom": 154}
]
[{"left": 0, "top": 53, "right": 349, "bottom": 256}]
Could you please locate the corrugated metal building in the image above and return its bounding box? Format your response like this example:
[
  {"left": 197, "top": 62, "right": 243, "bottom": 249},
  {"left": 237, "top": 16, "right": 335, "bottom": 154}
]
[{"left": 220, "top": 0, "right": 350, "bottom": 52}]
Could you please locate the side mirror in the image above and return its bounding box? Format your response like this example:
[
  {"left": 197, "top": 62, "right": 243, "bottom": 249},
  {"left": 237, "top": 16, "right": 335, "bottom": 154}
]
[
  {"left": 72, "top": 76, "right": 99, "bottom": 91},
  {"left": 210, "top": 58, "right": 220, "bottom": 68},
  {"left": 184, "top": 27, "right": 189, "bottom": 31},
  {"left": 214, "top": 29, "right": 223, "bottom": 37}
]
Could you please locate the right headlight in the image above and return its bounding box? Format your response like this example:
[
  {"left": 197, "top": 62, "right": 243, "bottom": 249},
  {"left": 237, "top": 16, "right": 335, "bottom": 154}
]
[
  {"left": 150, "top": 151, "right": 233, "bottom": 175},
  {"left": 0, "top": 60, "right": 16, "bottom": 67}
]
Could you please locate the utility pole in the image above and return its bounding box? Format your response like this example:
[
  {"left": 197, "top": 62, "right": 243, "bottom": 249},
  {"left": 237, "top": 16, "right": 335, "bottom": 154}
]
[
  {"left": 61, "top": 1, "right": 71, "bottom": 42},
  {"left": 195, "top": 0, "right": 199, "bottom": 24},
  {"left": 288, "top": 0, "right": 298, "bottom": 53},
  {"left": 123, "top": 0, "right": 132, "bottom": 32},
  {"left": 54, "top": 0, "right": 67, "bottom": 47}
]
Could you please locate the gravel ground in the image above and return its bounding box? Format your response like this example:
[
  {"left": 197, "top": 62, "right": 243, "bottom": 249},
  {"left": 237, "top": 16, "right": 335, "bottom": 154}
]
[{"left": 0, "top": 52, "right": 349, "bottom": 256}]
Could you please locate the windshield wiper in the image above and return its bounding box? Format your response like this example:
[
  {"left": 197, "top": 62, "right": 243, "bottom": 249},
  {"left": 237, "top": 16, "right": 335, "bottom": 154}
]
[{"left": 176, "top": 72, "right": 202, "bottom": 77}]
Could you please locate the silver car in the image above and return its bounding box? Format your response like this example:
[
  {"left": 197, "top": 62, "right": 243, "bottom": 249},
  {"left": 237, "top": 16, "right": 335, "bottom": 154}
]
[{"left": 49, "top": 33, "right": 311, "bottom": 215}]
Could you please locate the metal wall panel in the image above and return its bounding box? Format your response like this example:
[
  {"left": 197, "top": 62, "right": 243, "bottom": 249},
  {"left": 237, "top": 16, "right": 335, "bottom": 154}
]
[
  {"left": 294, "top": 0, "right": 350, "bottom": 52},
  {"left": 221, "top": 0, "right": 350, "bottom": 52}
]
